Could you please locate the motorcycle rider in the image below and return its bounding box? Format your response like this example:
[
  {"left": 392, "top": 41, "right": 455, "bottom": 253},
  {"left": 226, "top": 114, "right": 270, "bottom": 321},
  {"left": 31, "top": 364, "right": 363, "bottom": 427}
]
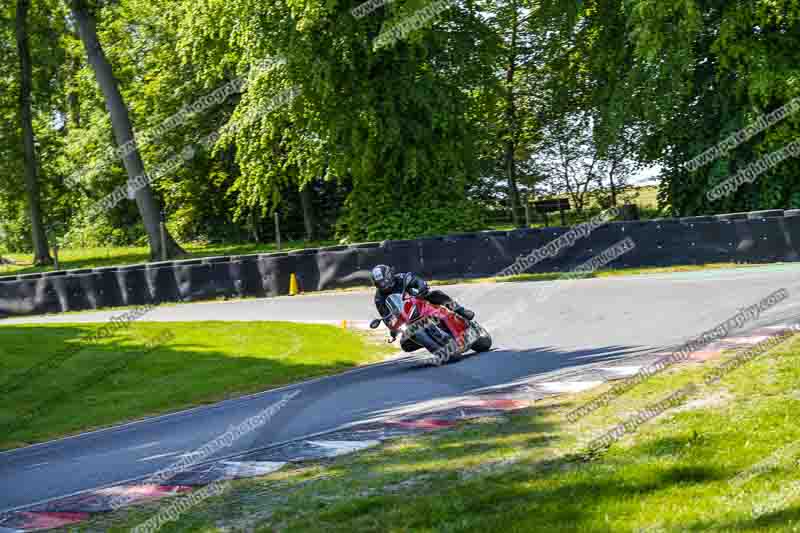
[{"left": 370, "top": 264, "right": 475, "bottom": 343}]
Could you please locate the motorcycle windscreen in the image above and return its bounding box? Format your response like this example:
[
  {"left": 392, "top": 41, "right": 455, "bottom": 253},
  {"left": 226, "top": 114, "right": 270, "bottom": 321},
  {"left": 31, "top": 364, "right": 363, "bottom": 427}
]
[{"left": 385, "top": 294, "right": 404, "bottom": 316}]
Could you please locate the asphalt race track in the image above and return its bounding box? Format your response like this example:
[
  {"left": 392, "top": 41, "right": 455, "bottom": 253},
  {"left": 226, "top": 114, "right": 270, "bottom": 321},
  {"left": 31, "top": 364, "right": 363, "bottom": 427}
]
[{"left": 3, "top": 264, "right": 800, "bottom": 513}]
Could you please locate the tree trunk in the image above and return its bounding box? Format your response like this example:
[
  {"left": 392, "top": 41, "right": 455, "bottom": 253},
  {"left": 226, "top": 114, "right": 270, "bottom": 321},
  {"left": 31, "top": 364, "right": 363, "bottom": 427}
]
[
  {"left": 16, "top": 0, "right": 52, "bottom": 265},
  {"left": 299, "top": 183, "right": 316, "bottom": 241},
  {"left": 504, "top": 2, "right": 521, "bottom": 228},
  {"left": 70, "top": 0, "right": 184, "bottom": 261},
  {"left": 505, "top": 142, "right": 521, "bottom": 226},
  {"left": 607, "top": 157, "right": 619, "bottom": 207},
  {"left": 66, "top": 92, "right": 80, "bottom": 131},
  {"left": 609, "top": 173, "right": 618, "bottom": 207},
  {"left": 249, "top": 210, "right": 260, "bottom": 243},
  {"left": 67, "top": 56, "right": 81, "bottom": 131}
]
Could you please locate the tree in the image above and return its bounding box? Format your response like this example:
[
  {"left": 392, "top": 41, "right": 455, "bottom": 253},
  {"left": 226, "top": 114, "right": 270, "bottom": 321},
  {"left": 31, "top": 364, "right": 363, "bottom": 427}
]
[
  {"left": 502, "top": 0, "right": 523, "bottom": 227},
  {"left": 532, "top": 111, "right": 599, "bottom": 214},
  {"left": 468, "top": 0, "right": 544, "bottom": 227},
  {"left": 547, "top": 0, "right": 800, "bottom": 215},
  {"left": 594, "top": 124, "right": 645, "bottom": 208},
  {"left": 69, "top": 0, "right": 184, "bottom": 260},
  {"left": 2, "top": 0, "right": 796, "bottom": 255},
  {"left": 299, "top": 182, "right": 317, "bottom": 241},
  {"left": 15, "top": 0, "right": 52, "bottom": 265},
  {"left": 175, "top": 0, "right": 500, "bottom": 241}
]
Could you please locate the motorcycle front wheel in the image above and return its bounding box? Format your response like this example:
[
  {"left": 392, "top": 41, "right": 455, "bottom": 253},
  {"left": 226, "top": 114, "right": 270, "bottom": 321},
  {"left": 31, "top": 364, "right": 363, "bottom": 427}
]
[{"left": 470, "top": 323, "right": 492, "bottom": 352}]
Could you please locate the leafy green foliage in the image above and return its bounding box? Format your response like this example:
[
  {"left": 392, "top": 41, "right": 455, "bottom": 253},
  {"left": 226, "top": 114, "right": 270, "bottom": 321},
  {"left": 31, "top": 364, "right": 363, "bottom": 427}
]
[
  {"left": 354, "top": 202, "right": 488, "bottom": 242},
  {"left": 3, "top": 0, "right": 800, "bottom": 258}
]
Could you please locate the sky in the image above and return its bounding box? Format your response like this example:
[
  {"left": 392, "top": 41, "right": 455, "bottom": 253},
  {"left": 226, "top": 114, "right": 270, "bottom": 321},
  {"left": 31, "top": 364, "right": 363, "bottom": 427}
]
[{"left": 632, "top": 164, "right": 662, "bottom": 186}]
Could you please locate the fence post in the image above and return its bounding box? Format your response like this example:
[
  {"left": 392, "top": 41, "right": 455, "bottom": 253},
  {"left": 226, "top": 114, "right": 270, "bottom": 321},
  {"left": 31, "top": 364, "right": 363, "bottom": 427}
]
[
  {"left": 274, "top": 211, "right": 282, "bottom": 251},
  {"left": 159, "top": 210, "right": 167, "bottom": 262}
]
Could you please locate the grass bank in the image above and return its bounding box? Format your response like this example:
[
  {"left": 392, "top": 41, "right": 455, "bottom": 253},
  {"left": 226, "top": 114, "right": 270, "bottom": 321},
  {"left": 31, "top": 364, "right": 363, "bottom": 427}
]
[
  {"left": 431, "top": 261, "right": 773, "bottom": 287},
  {"left": 0, "top": 321, "right": 392, "bottom": 451},
  {"left": 0, "top": 239, "right": 337, "bottom": 277},
  {"left": 71, "top": 329, "right": 800, "bottom": 532},
  {"left": 487, "top": 185, "right": 662, "bottom": 230}
]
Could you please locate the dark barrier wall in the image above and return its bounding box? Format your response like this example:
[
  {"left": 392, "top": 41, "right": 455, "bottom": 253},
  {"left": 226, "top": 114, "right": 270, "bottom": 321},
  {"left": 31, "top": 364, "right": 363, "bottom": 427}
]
[{"left": 3, "top": 209, "right": 800, "bottom": 317}]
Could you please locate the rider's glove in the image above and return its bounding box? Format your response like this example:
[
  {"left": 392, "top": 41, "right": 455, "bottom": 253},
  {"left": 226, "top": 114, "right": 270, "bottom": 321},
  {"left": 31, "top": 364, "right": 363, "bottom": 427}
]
[
  {"left": 416, "top": 280, "right": 429, "bottom": 297},
  {"left": 390, "top": 329, "right": 399, "bottom": 340}
]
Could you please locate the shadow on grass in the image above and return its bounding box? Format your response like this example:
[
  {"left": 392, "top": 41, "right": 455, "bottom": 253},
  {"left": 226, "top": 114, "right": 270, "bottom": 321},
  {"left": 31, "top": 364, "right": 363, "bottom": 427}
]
[
  {"left": 730, "top": 507, "right": 800, "bottom": 531},
  {"left": 3, "top": 329, "right": 755, "bottom": 532},
  {"left": 0, "top": 322, "right": 379, "bottom": 451},
  {"left": 0, "top": 319, "right": 649, "bottom": 453},
  {"left": 265, "top": 422, "right": 746, "bottom": 533},
  {"left": 671, "top": 501, "right": 800, "bottom": 532},
  {"left": 252, "top": 347, "right": 799, "bottom": 533},
  {"left": 261, "top": 401, "right": 708, "bottom": 532}
]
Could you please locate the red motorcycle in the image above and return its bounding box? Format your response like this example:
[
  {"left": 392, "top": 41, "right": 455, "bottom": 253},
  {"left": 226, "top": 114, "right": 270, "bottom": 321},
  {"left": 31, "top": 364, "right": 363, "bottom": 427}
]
[{"left": 369, "top": 286, "right": 492, "bottom": 365}]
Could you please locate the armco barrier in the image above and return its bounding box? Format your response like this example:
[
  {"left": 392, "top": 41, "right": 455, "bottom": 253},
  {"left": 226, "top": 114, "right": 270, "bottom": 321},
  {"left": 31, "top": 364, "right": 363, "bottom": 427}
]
[
  {"left": 174, "top": 260, "right": 212, "bottom": 302},
  {"left": 777, "top": 216, "right": 800, "bottom": 262},
  {"left": 382, "top": 240, "right": 422, "bottom": 274},
  {"left": 258, "top": 253, "right": 295, "bottom": 296},
  {"left": 418, "top": 236, "right": 454, "bottom": 279},
  {"left": 317, "top": 246, "right": 361, "bottom": 291},
  {"left": 64, "top": 272, "right": 92, "bottom": 312},
  {"left": 42, "top": 273, "right": 67, "bottom": 313},
  {"left": 93, "top": 267, "right": 123, "bottom": 309},
  {"left": 115, "top": 265, "right": 149, "bottom": 307},
  {"left": 291, "top": 249, "right": 321, "bottom": 292},
  {"left": 4, "top": 208, "right": 800, "bottom": 317},
  {"left": 481, "top": 231, "right": 513, "bottom": 272},
  {"left": 204, "top": 256, "right": 237, "bottom": 300},
  {"left": 146, "top": 262, "right": 180, "bottom": 303},
  {"left": 225, "top": 258, "right": 256, "bottom": 298}
]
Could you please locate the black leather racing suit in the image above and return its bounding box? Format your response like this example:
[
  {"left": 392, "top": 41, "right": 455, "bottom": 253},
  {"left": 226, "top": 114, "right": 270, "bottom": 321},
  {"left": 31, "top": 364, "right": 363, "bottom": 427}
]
[{"left": 374, "top": 272, "right": 457, "bottom": 352}]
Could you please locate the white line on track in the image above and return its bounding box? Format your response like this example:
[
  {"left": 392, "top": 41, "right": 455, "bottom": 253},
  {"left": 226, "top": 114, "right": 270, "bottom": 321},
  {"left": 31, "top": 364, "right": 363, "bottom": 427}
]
[
  {"left": 537, "top": 381, "right": 604, "bottom": 393},
  {"left": 138, "top": 451, "right": 183, "bottom": 462},
  {"left": 598, "top": 366, "right": 642, "bottom": 377},
  {"left": 128, "top": 441, "right": 160, "bottom": 451}
]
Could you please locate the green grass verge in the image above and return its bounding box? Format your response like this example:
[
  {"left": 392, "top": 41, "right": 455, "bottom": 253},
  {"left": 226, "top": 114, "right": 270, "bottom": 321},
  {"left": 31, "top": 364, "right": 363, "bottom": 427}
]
[
  {"left": 431, "top": 262, "right": 772, "bottom": 287},
  {"left": 0, "top": 321, "right": 393, "bottom": 451},
  {"left": 486, "top": 185, "right": 663, "bottom": 230},
  {"left": 594, "top": 262, "right": 766, "bottom": 278},
  {"left": 0, "top": 239, "right": 337, "bottom": 276},
  {"left": 67, "top": 330, "right": 800, "bottom": 532}
]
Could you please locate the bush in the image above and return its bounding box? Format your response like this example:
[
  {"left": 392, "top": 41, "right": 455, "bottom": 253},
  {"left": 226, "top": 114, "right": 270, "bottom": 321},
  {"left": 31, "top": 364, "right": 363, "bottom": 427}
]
[
  {"left": 0, "top": 215, "right": 32, "bottom": 253},
  {"left": 61, "top": 213, "right": 146, "bottom": 248},
  {"left": 349, "top": 203, "right": 488, "bottom": 242}
]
